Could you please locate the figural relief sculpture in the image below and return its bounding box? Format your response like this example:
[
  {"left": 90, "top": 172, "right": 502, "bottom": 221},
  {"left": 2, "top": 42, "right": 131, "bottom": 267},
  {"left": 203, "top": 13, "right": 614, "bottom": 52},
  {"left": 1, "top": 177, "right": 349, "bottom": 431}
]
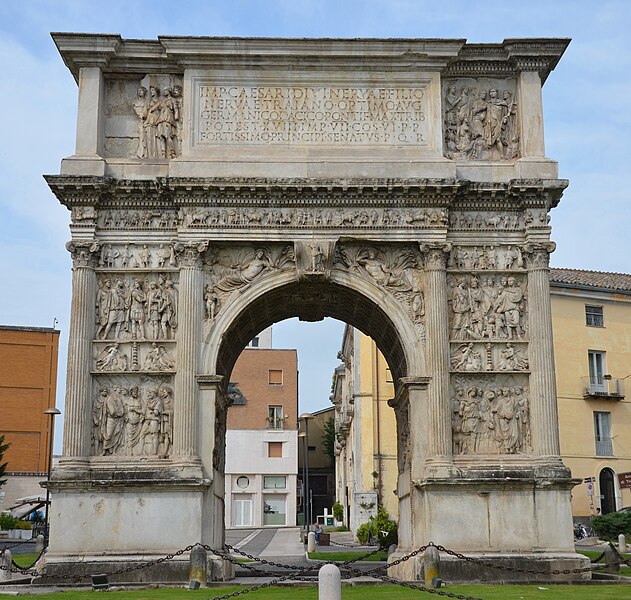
[
  {"left": 96, "top": 274, "right": 178, "bottom": 341},
  {"left": 133, "top": 83, "right": 182, "bottom": 159},
  {"left": 443, "top": 80, "right": 519, "bottom": 161},
  {"left": 92, "top": 382, "right": 174, "bottom": 457},
  {"left": 452, "top": 381, "right": 531, "bottom": 455}
]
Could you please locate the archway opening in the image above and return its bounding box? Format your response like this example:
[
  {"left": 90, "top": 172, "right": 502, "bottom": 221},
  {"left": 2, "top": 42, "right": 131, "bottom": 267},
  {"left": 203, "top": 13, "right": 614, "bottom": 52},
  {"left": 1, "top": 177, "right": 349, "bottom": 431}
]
[{"left": 599, "top": 467, "right": 617, "bottom": 514}]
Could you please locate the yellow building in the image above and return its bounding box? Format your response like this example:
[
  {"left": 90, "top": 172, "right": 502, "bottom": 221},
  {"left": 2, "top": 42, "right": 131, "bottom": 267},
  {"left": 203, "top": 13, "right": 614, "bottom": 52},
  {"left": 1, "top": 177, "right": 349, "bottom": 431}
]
[
  {"left": 333, "top": 269, "right": 631, "bottom": 529},
  {"left": 551, "top": 269, "right": 631, "bottom": 517}
]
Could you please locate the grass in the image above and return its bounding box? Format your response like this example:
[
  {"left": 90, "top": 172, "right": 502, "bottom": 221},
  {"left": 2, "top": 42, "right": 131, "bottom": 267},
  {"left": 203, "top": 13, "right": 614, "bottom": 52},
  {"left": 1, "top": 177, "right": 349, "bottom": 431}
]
[
  {"left": 308, "top": 550, "right": 388, "bottom": 561},
  {"left": 11, "top": 552, "right": 40, "bottom": 567},
  {"left": 578, "top": 548, "right": 631, "bottom": 577},
  {"left": 12, "top": 584, "right": 631, "bottom": 599}
]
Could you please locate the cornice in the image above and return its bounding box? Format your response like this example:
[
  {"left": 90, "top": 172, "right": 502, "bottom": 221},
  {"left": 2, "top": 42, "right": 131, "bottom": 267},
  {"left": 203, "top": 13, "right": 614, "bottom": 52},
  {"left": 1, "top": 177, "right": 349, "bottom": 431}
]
[
  {"left": 51, "top": 34, "right": 569, "bottom": 83},
  {"left": 45, "top": 175, "right": 568, "bottom": 211}
]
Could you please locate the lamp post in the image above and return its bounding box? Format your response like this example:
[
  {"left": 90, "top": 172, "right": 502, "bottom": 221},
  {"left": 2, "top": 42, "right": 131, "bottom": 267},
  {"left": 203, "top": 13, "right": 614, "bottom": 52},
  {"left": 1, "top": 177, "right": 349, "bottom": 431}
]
[
  {"left": 43, "top": 407, "right": 61, "bottom": 541},
  {"left": 299, "top": 413, "right": 314, "bottom": 531}
]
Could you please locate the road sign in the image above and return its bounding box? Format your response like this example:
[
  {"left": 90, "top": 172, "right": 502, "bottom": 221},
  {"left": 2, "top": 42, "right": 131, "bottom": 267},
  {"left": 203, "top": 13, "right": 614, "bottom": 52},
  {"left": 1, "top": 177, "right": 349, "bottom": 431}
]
[{"left": 586, "top": 482, "right": 594, "bottom": 496}]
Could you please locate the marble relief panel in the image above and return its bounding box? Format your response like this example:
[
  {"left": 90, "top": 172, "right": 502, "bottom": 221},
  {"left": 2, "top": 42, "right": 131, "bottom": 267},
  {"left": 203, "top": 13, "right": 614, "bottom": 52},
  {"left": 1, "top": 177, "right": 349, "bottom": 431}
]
[
  {"left": 91, "top": 375, "right": 174, "bottom": 458},
  {"left": 443, "top": 78, "right": 519, "bottom": 161},
  {"left": 451, "top": 374, "right": 531, "bottom": 456},
  {"left": 104, "top": 75, "right": 183, "bottom": 159},
  {"left": 95, "top": 273, "right": 178, "bottom": 341}
]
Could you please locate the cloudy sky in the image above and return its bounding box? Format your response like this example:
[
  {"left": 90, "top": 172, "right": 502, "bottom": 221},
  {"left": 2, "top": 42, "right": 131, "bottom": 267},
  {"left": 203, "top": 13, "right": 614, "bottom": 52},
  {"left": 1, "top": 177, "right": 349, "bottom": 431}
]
[{"left": 0, "top": 1, "right": 628, "bottom": 450}]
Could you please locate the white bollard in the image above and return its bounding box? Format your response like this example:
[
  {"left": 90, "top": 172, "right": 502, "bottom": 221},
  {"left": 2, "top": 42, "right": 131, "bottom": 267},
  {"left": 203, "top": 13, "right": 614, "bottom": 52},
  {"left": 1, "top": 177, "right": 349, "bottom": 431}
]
[
  {"left": 619, "top": 534, "right": 627, "bottom": 554},
  {"left": 308, "top": 531, "right": 317, "bottom": 553},
  {"left": 35, "top": 534, "right": 45, "bottom": 553},
  {"left": 318, "top": 563, "right": 341, "bottom": 600},
  {"left": 0, "top": 550, "right": 12, "bottom": 581}
]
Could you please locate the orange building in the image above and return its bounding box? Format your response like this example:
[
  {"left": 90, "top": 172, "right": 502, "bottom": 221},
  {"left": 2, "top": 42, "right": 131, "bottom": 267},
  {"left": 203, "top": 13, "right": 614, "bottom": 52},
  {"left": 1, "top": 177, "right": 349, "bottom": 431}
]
[{"left": 0, "top": 325, "right": 60, "bottom": 507}]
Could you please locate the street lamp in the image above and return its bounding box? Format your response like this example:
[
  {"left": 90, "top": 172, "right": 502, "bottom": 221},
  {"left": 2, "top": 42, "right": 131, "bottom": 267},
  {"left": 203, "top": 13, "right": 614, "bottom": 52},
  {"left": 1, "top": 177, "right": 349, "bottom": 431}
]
[
  {"left": 299, "top": 413, "right": 314, "bottom": 531},
  {"left": 43, "top": 407, "right": 61, "bottom": 541}
]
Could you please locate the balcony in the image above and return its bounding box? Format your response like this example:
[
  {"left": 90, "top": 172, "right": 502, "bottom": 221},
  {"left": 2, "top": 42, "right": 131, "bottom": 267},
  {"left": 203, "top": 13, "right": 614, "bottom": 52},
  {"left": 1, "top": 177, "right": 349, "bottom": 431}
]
[
  {"left": 266, "top": 416, "right": 286, "bottom": 430},
  {"left": 582, "top": 376, "right": 624, "bottom": 400},
  {"left": 595, "top": 436, "right": 614, "bottom": 457}
]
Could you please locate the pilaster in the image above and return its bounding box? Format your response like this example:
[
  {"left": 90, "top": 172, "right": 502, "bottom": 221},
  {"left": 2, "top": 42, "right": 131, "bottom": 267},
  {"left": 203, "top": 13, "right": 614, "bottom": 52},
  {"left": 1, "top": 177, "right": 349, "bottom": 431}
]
[
  {"left": 419, "top": 243, "right": 453, "bottom": 475},
  {"left": 524, "top": 242, "right": 563, "bottom": 463},
  {"left": 172, "top": 242, "right": 208, "bottom": 463},
  {"left": 517, "top": 69, "right": 545, "bottom": 158},
  {"left": 60, "top": 241, "right": 99, "bottom": 468}
]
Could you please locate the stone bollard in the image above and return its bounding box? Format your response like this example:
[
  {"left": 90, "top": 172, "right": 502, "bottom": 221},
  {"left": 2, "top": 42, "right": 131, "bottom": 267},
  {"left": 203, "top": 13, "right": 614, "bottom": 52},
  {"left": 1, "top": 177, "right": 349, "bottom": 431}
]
[
  {"left": 307, "top": 531, "right": 316, "bottom": 553},
  {"left": 619, "top": 534, "right": 627, "bottom": 554},
  {"left": 35, "top": 534, "right": 45, "bottom": 553},
  {"left": 189, "top": 544, "right": 208, "bottom": 588},
  {"left": 604, "top": 543, "right": 620, "bottom": 575},
  {"left": 423, "top": 545, "right": 440, "bottom": 587},
  {"left": 318, "top": 563, "right": 341, "bottom": 600},
  {"left": 0, "top": 550, "right": 12, "bottom": 582}
]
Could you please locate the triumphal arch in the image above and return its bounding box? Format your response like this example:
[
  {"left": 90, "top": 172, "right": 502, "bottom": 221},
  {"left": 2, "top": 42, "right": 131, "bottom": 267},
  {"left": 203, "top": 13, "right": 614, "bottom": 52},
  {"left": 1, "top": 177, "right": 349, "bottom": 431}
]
[{"left": 44, "top": 34, "right": 588, "bottom": 580}]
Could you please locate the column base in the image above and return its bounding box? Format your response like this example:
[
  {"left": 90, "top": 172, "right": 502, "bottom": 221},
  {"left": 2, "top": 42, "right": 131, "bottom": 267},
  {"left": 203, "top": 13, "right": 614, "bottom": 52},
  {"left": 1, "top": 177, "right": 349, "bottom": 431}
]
[
  {"left": 36, "top": 554, "right": 234, "bottom": 584},
  {"left": 387, "top": 550, "right": 590, "bottom": 583}
]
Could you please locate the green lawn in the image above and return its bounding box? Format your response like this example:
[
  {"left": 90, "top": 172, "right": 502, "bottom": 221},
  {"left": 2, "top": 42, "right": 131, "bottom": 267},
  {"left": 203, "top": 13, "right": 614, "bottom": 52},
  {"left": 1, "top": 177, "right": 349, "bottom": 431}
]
[
  {"left": 10, "top": 585, "right": 631, "bottom": 600},
  {"left": 11, "top": 552, "right": 40, "bottom": 568},
  {"left": 578, "top": 548, "right": 631, "bottom": 577}
]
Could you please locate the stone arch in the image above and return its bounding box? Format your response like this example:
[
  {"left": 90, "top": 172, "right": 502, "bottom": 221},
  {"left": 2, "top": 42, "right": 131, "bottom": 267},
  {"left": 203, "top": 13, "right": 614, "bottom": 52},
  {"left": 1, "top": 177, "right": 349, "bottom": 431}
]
[{"left": 201, "top": 268, "right": 425, "bottom": 388}]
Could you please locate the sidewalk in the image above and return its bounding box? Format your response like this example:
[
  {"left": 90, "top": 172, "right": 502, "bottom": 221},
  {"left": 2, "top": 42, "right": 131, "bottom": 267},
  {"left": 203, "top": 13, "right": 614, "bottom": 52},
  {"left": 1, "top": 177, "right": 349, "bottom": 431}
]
[{"left": 257, "top": 527, "right": 304, "bottom": 560}]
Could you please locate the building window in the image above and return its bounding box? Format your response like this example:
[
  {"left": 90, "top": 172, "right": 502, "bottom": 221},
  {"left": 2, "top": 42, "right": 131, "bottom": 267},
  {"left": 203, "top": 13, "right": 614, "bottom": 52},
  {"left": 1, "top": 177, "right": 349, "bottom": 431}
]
[
  {"left": 267, "top": 405, "right": 284, "bottom": 429},
  {"left": 233, "top": 495, "right": 252, "bottom": 526},
  {"left": 594, "top": 411, "right": 613, "bottom": 456},
  {"left": 268, "top": 441, "right": 283, "bottom": 458},
  {"left": 585, "top": 305, "right": 604, "bottom": 327},
  {"left": 588, "top": 351, "right": 606, "bottom": 393},
  {"left": 268, "top": 369, "right": 283, "bottom": 385},
  {"left": 250, "top": 337, "right": 259, "bottom": 348},
  {"left": 263, "top": 495, "right": 287, "bottom": 526},
  {"left": 264, "top": 475, "right": 286, "bottom": 489},
  {"left": 385, "top": 368, "right": 393, "bottom": 384},
  {"left": 236, "top": 476, "right": 250, "bottom": 489}
]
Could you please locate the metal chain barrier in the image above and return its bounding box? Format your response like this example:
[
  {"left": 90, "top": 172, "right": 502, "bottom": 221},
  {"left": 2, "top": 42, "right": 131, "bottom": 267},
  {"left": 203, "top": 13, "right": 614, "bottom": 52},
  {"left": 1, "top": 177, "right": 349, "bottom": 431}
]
[
  {"left": 1, "top": 538, "right": 628, "bottom": 597},
  {"left": 11, "top": 548, "right": 46, "bottom": 571}
]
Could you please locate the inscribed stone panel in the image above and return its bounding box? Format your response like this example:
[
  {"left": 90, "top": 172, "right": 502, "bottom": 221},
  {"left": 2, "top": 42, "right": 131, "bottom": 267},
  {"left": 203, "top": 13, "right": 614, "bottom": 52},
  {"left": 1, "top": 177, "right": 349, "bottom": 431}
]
[{"left": 193, "top": 83, "right": 430, "bottom": 146}]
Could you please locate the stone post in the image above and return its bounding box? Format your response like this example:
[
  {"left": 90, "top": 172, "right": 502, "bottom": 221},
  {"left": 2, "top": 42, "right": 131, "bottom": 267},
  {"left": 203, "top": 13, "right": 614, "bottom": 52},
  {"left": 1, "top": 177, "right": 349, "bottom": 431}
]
[
  {"left": 173, "top": 242, "right": 208, "bottom": 462},
  {"left": 318, "top": 563, "right": 341, "bottom": 600},
  {"left": 61, "top": 241, "right": 99, "bottom": 467},
  {"left": 0, "top": 549, "right": 11, "bottom": 581},
  {"left": 189, "top": 544, "right": 208, "bottom": 588},
  {"left": 524, "top": 242, "right": 563, "bottom": 461},
  {"left": 419, "top": 243, "right": 453, "bottom": 474}
]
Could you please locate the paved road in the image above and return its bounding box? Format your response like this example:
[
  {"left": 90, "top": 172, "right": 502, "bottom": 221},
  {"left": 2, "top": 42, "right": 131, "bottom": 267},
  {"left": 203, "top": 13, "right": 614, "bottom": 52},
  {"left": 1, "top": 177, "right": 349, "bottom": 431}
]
[{"left": 0, "top": 540, "right": 36, "bottom": 554}]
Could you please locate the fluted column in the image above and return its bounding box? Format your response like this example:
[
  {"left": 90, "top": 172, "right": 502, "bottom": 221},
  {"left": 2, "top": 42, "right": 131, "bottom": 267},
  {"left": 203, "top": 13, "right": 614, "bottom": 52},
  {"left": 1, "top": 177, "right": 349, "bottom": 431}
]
[
  {"left": 61, "top": 241, "right": 99, "bottom": 467},
  {"left": 524, "top": 242, "right": 562, "bottom": 460},
  {"left": 419, "top": 243, "right": 453, "bottom": 472},
  {"left": 173, "top": 241, "right": 208, "bottom": 462}
]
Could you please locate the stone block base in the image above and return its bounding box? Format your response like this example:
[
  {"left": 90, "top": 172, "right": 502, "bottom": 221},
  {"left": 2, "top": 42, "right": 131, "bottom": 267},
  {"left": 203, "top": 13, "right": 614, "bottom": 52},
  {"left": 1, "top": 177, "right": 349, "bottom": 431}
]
[
  {"left": 36, "top": 555, "right": 234, "bottom": 585},
  {"left": 387, "top": 551, "right": 591, "bottom": 583}
]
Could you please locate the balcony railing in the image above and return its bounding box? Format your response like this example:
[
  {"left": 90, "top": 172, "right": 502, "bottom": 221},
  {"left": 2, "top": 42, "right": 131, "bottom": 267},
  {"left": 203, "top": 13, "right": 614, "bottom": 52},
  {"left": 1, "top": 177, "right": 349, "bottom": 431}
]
[
  {"left": 267, "top": 417, "right": 286, "bottom": 430},
  {"left": 582, "top": 376, "right": 625, "bottom": 399},
  {"left": 595, "top": 437, "right": 614, "bottom": 456}
]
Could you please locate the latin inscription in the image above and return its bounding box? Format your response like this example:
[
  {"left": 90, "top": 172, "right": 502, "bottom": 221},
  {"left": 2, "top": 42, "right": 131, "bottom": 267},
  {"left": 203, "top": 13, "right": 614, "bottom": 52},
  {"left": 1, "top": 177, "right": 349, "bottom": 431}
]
[{"left": 195, "top": 85, "right": 428, "bottom": 145}]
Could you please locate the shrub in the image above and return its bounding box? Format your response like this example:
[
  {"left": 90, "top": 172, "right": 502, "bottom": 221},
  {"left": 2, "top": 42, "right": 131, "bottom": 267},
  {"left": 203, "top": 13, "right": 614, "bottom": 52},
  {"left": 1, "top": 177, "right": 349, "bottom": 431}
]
[
  {"left": 371, "top": 506, "right": 398, "bottom": 547},
  {"left": 14, "top": 520, "right": 32, "bottom": 530},
  {"left": 592, "top": 511, "right": 631, "bottom": 541},
  {"left": 332, "top": 502, "right": 344, "bottom": 522},
  {"left": 356, "top": 523, "right": 371, "bottom": 545},
  {"left": 0, "top": 512, "right": 16, "bottom": 531}
]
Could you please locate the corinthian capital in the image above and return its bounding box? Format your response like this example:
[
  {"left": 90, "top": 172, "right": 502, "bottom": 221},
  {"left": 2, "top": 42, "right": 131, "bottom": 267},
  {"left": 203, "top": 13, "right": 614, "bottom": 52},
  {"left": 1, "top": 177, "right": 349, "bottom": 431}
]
[
  {"left": 523, "top": 241, "right": 556, "bottom": 269},
  {"left": 66, "top": 240, "right": 100, "bottom": 268},
  {"left": 173, "top": 240, "right": 209, "bottom": 269},
  {"left": 419, "top": 242, "right": 452, "bottom": 270}
]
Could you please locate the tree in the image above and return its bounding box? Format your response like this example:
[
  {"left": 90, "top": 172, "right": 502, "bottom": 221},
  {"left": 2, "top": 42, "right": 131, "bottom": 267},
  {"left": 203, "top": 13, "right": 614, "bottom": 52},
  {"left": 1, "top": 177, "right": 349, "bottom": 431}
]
[
  {"left": 0, "top": 434, "right": 10, "bottom": 489},
  {"left": 322, "top": 417, "right": 336, "bottom": 466}
]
